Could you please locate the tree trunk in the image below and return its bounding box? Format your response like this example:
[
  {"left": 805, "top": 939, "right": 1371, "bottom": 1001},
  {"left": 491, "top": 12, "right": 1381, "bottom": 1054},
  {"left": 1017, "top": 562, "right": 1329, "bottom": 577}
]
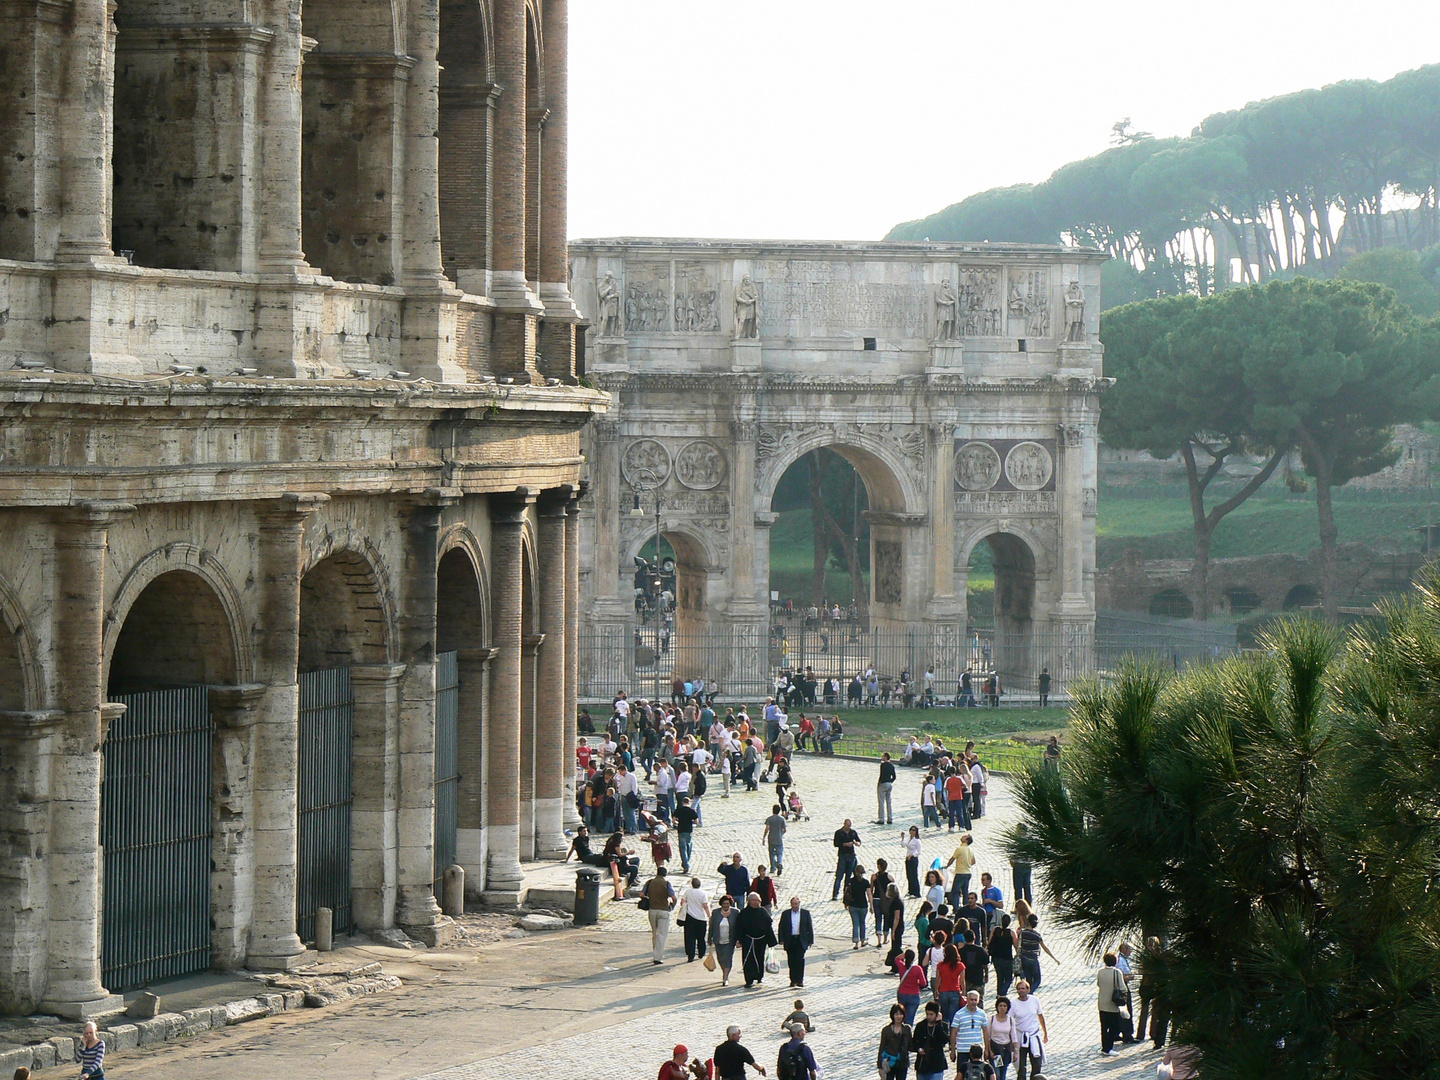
[
  {"left": 1298, "top": 426, "right": 1340, "bottom": 621},
  {"left": 806, "top": 451, "right": 828, "bottom": 608}
]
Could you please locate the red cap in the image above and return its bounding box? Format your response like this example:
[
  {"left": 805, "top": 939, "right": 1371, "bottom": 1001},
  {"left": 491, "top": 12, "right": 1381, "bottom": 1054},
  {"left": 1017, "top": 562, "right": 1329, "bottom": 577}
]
[{"left": 674, "top": 1045, "right": 689, "bottom": 1057}]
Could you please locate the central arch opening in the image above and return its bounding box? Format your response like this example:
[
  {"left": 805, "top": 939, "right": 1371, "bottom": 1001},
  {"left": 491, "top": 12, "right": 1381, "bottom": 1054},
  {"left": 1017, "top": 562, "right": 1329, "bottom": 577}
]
[
  {"left": 965, "top": 533, "right": 1037, "bottom": 689},
  {"left": 768, "top": 448, "right": 871, "bottom": 621}
]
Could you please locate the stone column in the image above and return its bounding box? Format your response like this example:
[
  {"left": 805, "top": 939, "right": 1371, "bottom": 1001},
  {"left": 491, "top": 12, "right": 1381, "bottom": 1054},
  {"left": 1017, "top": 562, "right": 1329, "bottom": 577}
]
[
  {"left": 484, "top": 491, "right": 532, "bottom": 904},
  {"left": 41, "top": 502, "right": 131, "bottom": 1018},
  {"left": 589, "top": 420, "right": 628, "bottom": 619},
  {"left": 489, "top": 0, "right": 533, "bottom": 305},
  {"left": 402, "top": 0, "right": 445, "bottom": 286},
  {"left": 256, "top": 0, "right": 307, "bottom": 272},
  {"left": 926, "top": 422, "right": 963, "bottom": 623},
  {"left": 208, "top": 684, "right": 265, "bottom": 971},
  {"left": 536, "top": 0, "right": 579, "bottom": 315},
  {"left": 247, "top": 494, "right": 326, "bottom": 971},
  {"left": 456, "top": 646, "right": 497, "bottom": 899},
  {"left": 533, "top": 490, "right": 569, "bottom": 857},
  {"left": 0, "top": 710, "right": 62, "bottom": 1015},
  {"left": 396, "top": 499, "right": 457, "bottom": 946},
  {"left": 518, "top": 632, "right": 543, "bottom": 861},
  {"left": 728, "top": 419, "right": 766, "bottom": 617},
  {"left": 1057, "top": 424, "right": 1089, "bottom": 616},
  {"left": 350, "top": 663, "right": 405, "bottom": 932},
  {"left": 561, "top": 488, "right": 583, "bottom": 831},
  {"left": 55, "top": 0, "right": 115, "bottom": 261}
]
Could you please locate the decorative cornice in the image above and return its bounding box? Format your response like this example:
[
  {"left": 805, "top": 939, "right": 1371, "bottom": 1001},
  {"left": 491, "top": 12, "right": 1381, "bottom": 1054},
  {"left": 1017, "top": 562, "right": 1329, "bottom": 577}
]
[{"left": 603, "top": 372, "right": 1109, "bottom": 396}]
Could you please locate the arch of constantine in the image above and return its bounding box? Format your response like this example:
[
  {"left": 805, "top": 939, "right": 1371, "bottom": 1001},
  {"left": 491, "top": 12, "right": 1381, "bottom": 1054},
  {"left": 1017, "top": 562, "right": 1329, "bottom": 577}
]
[{"left": 570, "top": 240, "right": 1109, "bottom": 696}]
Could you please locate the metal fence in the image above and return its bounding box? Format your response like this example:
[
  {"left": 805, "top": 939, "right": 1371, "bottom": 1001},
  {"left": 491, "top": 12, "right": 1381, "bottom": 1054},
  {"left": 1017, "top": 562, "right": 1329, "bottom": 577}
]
[
  {"left": 101, "top": 686, "right": 214, "bottom": 992},
  {"left": 578, "top": 611, "right": 1237, "bottom": 704},
  {"left": 434, "top": 651, "right": 460, "bottom": 889},
  {"left": 297, "top": 667, "right": 354, "bottom": 944}
]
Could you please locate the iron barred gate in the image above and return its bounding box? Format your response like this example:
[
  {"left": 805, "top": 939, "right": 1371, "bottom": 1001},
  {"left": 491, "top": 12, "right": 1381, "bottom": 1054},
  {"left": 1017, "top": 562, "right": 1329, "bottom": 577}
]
[
  {"left": 433, "top": 651, "right": 460, "bottom": 888},
  {"left": 101, "top": 686, "right": 213, "bottom": 992},
  {"left": 297, "top": 667, "right": 354, "bottom": 943}
]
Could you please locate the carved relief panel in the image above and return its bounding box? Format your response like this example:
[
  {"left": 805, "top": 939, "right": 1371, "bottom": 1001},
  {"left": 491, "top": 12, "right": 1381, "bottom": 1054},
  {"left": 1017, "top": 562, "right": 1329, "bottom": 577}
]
[
  {"left": 624, "top": 264, "right": 671, "bottom": 333},
  {"left": 673, "top": 262, "right": 722, "bottom": 333},
  {"left": 1007, "top": 267, "right": 1052, "bottom": 338},
  {"left": 957, "top": 267, "right": 1003, "bottom": 336},
  {"left": 874, "top": 541, "right": 903, "bottom": 605},
  {"left": 954, "top": 439, "right": 1056, "bottom": 509}
]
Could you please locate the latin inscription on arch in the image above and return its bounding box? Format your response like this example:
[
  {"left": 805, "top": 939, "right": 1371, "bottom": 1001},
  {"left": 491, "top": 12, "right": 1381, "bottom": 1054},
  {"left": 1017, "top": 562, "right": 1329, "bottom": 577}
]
[{"left": 753, "top": 260, "right": 929, "bottom": 337}]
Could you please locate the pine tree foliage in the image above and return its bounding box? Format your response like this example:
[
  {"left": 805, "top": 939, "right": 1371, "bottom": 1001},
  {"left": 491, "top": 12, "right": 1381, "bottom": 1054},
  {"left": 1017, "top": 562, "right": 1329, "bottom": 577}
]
[{"left": 1008, "top": 598, "right": 1440, "bottom": 1078}]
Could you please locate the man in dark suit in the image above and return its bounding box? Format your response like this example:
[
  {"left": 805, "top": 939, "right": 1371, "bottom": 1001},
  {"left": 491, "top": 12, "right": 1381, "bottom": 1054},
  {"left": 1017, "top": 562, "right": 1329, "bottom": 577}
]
[{"left": 777, "top": 895, "right": 815, "bottom": 988}]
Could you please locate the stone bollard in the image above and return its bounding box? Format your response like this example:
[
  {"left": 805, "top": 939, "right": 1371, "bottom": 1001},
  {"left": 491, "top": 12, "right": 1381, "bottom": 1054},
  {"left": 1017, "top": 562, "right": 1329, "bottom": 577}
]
[
  {"left": 316, "top": 907, "right": 333, "bottom": 952},
  {"left": 442, "top": 864, "right": 465, "bottom": 917}
]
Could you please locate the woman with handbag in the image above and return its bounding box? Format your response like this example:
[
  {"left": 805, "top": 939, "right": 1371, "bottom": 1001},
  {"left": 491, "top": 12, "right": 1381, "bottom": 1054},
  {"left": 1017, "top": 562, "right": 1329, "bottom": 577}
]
[
  {"left": 876, "top": 1003, "right": 911, "bottom": 1080},
  {"left": 1096, "top": 952, "right": 1127, "bottom": 1054},
  {"left": 708, "top": 895, "right": 741, "bottom": 986},
  {"left": 986, "top": 996, "right": 1016, "bottom": 1080}
]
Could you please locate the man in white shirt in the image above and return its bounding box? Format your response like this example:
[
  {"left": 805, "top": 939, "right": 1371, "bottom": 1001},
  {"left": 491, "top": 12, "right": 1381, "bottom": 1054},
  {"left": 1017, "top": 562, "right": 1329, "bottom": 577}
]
[
  {"left": 691, "top": 745, "right": 712, "bottom": 769},
  {"left": 674, "top": 764, "right": 692, "bottom": 804},
  {"left": 681, "top": 876, "right": 711, "bottom": 962},
  {"left": 1010, "top": 980, "right": 1047, "bottom": 1080},
  {"left": 614, "top": 693, "right": 631, "bottom": 723},
  {"left": 615, "top": 765, "right": 640, "bottom": 834},
  {"left": 653, "top": 761, "right": 675, "bottom": 821},
  {"left": 970, "top": 759, "right": 987, "bottom": 819}
]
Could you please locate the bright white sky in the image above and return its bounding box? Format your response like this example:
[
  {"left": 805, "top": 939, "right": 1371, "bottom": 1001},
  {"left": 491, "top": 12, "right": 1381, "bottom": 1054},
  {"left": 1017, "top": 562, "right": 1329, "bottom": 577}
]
[{"left": 569, "top": 0, "right": 1440, "bottom": 242}]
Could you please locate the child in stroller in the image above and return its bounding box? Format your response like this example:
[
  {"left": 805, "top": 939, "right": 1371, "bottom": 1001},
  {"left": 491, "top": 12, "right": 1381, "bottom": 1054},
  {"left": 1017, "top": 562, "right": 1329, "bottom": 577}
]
[{"left": 786, "top": 788, "right": 809, "bottom": 821}]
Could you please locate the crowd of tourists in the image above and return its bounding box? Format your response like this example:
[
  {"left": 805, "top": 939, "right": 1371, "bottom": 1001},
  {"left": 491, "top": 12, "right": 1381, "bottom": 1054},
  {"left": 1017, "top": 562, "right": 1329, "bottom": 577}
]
[{"left": 574, "top": 683, "right": 1193, "bottom": 1080}]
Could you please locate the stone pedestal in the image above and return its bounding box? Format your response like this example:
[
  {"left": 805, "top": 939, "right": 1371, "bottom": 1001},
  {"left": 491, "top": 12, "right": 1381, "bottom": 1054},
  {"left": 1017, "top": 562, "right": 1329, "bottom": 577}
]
[
  {"left": 592, "top": 337, "right": 629, "bottom": 371},
  {"left": 1057, "top": 341, "right": 1098, "bottom": 378},
  {"left": 926, "top": 340, "right": 964, "bottom": 375},
  {"left": 730, "top": 338, "right": 762, "bottom": 372}
]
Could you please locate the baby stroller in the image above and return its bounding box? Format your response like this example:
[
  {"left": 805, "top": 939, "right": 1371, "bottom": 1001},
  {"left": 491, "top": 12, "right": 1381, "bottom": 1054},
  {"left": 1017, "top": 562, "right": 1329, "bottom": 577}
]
[{"left": 786, "top": 789, "right": 810, "bottom": 822}]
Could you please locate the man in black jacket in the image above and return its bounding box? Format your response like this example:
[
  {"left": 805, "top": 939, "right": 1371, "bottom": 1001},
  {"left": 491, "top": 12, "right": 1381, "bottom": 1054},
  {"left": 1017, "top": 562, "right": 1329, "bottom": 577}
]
[
  {"left": 831, "top": 819, "right": 861, "bottom": 900},
  {"left": 777, "top": 895, "right": 815, "bottom": 987},
  {"left": 876, "top": 753, "right": 896, "bottom": 824}
]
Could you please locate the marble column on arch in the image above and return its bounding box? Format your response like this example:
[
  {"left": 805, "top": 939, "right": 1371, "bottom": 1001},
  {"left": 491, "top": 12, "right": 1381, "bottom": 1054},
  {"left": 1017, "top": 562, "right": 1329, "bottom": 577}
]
[
  {"left": 350, "top": 662, "right": 406, "bottom": 932},
  {"left": 561, "top": 484, "right": 585, "bottom": 831},
  {"left": 41, "top": 501, "right": 133, "bottom": 1018},
  {"left": 396, "top": 496, "right": 458, "bottom": 946},
  {"left": 484, "top": 490, "right": 533, "bottom": 904},
  {"left": 248, "top": 493, "right": 327, "bottom": 971}
]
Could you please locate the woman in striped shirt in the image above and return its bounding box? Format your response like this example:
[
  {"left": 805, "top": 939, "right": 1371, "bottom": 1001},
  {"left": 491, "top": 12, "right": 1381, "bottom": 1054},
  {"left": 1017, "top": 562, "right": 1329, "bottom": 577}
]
[{"left": 77, "top": 1021, "right": 105, "bottom": 1079}]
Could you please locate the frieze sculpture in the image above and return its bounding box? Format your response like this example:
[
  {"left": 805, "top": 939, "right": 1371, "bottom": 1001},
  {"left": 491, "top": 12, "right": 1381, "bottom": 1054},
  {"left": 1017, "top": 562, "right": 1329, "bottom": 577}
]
[
  {"left": 1064, "top": 279, "right": 1087, "bottom": 342},
  {"left": 1005, "top": 441, "right": 1053, "bottom": 490},
  {"left": 934, "top": 279, "right": 960, "bottom": 340},
  {"left": 958, "top": 268, "right": 1002, "bottom": 336},
  {"left": 622, "top": 438, "right": 672, "bottom": 487},
  {"left": 596, "top": 272, "right": 622, "bottom": 338},
  {"left": 734, "top": 276, "right": 759, "bottom": 339},
  {"left": 1008, "top": 269, "right": 1051, "bottom": 337},
  {"left": 955, "top": 442, "right": 1003, "bottom": 491},
  {"left": 625, "top": 279, "right": 670, "bottom": 333},
  {"left": 674, "top": 284, "right": 722, "bottom": 332},
  {"left": 675, "top": 441, "right": 727, "bottom": 490}
]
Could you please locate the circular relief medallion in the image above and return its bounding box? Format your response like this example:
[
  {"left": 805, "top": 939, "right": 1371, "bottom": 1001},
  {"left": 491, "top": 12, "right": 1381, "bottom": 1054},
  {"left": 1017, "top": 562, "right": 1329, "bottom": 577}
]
[
  {"left": 1005, "top": 441, "right": 1053, "bottom": 490},
  {"left": 621, "top": 438, "right": 672, "bottom": 487},
  {"left": 675, "top": 440, "right": 727, "bottom": 490},
  {"left": 954, "top": 442, "right": 1002, "bottom": 491}
]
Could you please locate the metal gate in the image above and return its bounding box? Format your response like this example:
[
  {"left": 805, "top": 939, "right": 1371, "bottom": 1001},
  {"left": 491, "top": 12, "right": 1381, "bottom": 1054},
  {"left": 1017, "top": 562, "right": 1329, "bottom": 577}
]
[
  {"left": 101, "top": 686, "right": 213, "bottom": 992},
  {"left": 297, "top": 668, "right": 353, "bottom": 943},
  {"left": 433, "top": 651, "right": 460, "bottom": 888}
]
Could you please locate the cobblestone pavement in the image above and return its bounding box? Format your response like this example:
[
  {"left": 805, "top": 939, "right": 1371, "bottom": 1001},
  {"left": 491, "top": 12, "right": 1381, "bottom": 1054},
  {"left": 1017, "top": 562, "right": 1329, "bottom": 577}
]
[{"left": 413, "top": 753, "right": 1162, "bottom": 1080}]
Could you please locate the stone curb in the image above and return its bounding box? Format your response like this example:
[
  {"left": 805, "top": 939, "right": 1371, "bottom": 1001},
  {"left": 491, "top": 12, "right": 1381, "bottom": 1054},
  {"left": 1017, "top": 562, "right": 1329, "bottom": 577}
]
[{"left": 0, "top": 965, "right": 401, "bottom": 1072}]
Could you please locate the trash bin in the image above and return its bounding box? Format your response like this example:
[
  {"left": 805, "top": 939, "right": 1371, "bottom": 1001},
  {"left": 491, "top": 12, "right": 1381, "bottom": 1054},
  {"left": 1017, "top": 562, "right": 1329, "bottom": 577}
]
[{"left": 574, "top": 867, "right": 601, "bottom": 926}]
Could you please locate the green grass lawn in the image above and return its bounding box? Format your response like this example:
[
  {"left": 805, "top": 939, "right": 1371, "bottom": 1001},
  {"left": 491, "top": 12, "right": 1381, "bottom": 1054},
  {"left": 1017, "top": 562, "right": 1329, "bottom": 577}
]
[{"left": 1097, "top": 477, "right": 1440, "bottom": 566}]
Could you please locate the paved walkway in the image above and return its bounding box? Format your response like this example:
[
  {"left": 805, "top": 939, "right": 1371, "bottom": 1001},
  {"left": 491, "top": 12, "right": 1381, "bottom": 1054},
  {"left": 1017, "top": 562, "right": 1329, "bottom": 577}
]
[
  {"left": 125, "top": 754, "right": 1162, "bottom": 1080},
  {"left": 416, "top": 754, "right": 1160, "bottom": 1080}
]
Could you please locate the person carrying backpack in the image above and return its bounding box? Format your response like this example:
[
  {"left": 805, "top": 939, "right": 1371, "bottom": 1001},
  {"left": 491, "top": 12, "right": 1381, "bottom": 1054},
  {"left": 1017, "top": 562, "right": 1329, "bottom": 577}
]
[
  {"left": 776, "top": 1024, "right": 818, "bottom": 1080},
  {"left": 959, "top": 1044, "right": 995, "bottom": 1080}
]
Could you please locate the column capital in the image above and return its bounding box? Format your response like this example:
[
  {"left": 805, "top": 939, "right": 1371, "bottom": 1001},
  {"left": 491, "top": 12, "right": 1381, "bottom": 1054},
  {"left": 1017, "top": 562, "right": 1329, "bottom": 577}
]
[
  {"left": 350, "top": 663, "right": 409, "bottom": 689},
  {"left": 53, "top": 500, "right": 136, "bottom": 537},
  {"left": 0, "top": 710, "right": 64, "bottom": 742},
  {"left": 492, "top": 488, "right": 536, "bottom": 525},
  {"left": 537, "top": 485, "right": 576, "bottom": 517},
  {"left": 256, "top": 492, "right": 330, "bottom": 529},
  {"left": 457, "top": 646, "right": 500, "bottom": 665},
  {"left": 208, "top": 684, "right": 267, "bottom": 730},
  {"left": 522, "top": 633, "right": 547, "bottom": 656}
]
